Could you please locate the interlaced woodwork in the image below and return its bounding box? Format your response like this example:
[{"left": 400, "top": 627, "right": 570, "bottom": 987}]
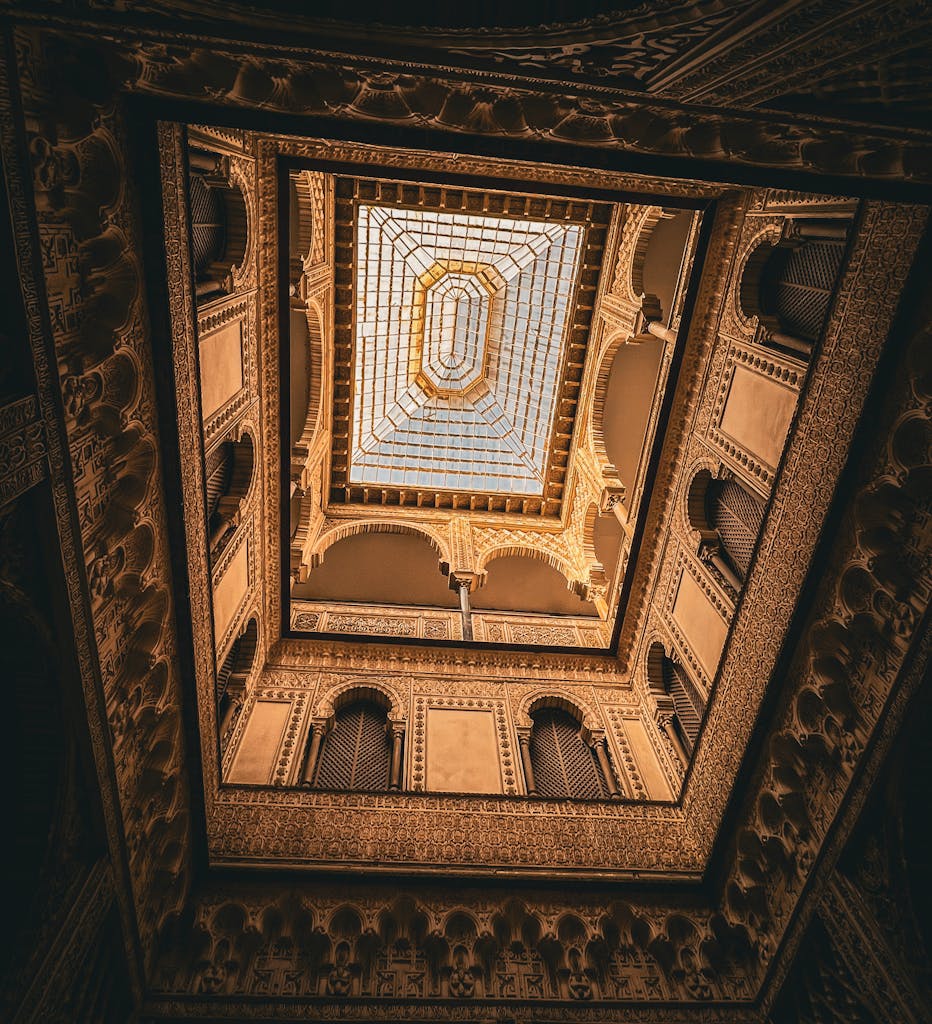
[
  {"left": 762, "top": 240, "right": 845, "bottom": 343},
  {"left": 529, "top": 708, "right": 605, "bottom": 799},
  {"left": 315, "top": 701, "right": 391, "bottom": 791},
  {"left": 708, "top": 478, "right": 765, "bottom": 580},
  {"left": 188, "top": 173, "right": 226, "bottom": 282},
  {"left": 667, "top": 661, "right": 702, "bottom": 748},
  {"left": 204, "top": 442, "right": 232, "bottom": 520}
]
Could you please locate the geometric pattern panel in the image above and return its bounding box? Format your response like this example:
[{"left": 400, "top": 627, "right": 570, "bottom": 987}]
[{"left": 351, "top": 204, "right": 583, "bottom": 495}]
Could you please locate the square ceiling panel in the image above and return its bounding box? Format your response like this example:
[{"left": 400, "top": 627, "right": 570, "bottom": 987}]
[
  {"left": 351, "top": 204, "right": 584, "bottom": 495},
  {"left": 330, "top": 178, "right": 612, "bottom": 516}
]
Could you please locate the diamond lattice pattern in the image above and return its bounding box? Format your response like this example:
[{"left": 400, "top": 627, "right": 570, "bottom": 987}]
[{"left": 351, "top": 204, "right": 584, "bottom": 494}]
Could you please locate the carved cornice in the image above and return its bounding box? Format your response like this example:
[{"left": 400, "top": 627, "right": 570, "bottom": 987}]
[{"left": 10, "top": 22, "right": 932, "bottom": 191}]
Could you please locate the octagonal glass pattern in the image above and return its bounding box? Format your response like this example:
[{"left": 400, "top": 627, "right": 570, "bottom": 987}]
[
  {"left": 351, "top": 204, "right": 584, "bottom": 494},
  {"left": 420, "top": 271, "right": 491, "bottom": 395}
]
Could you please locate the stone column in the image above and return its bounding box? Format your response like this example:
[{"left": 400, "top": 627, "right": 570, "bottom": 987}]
[
  {"left": 658, "top": 711, "right": 689, "bottom": 769},
  {"left": 646, "top": 320, "right": 677, "bottom": 344},
  {"left": 517, "top": 729, "right": 537, "bottom": 796},
  {"left": 209, "top": 512, "right": 235, "bottom": 550},
  {"left": 591, "top": 734, "right": 622, "bottom": 799},
  {"left": 701, "top": 544, "right": 742, "bottom": 592},
  {"left": 449, "top": 570, "right": 481, "bottom": 642},
  {"left": 388, "top": 721, "right": 405, "bottom": 790},
  {"left": 300, "top": 720, "right": 328, "bottom": 786},
  {"left": 793, "top": 220, "right": 849, "bottom": 241},
  {"left": 768, "top": 329, "right": 812, "bottom": 357}
]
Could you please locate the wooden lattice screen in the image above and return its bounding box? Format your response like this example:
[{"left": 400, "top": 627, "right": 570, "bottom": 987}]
[
  {"left": 315, "top": 701, "right": 391, "bottom": 791},
  {"left": 530, "top": 708, "right": 605, "bottom": 799}
]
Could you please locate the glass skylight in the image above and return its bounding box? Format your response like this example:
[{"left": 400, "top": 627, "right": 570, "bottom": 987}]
[{"left": 350, "top": 204, "right": 584, "bottom": 494}]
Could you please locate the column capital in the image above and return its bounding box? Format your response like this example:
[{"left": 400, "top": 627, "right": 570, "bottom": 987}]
[{"left": 448, "top": 569, "right": 483, "bottom": 593}]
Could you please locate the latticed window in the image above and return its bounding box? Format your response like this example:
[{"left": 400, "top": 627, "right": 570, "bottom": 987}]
[
  {"left": 204, "top": 441, "right": 233, "bottom": 522},
  {"left": 529, "top": 708, "right": 606, "bottom": 799},
  {"left": 663, "top": 659, "right": 702, "bottom": 750},
  {"left": 761, "top": 241, "right": 844, "bottom": 343},
  {"left": 707, "top": 479, "right": 765, "bottom": 581},
  {"left": 315, "top": 701, "right": 391, "bottom": 790},
  {"left": 188, "top": 173, "right": 226, "bottom": 281}
]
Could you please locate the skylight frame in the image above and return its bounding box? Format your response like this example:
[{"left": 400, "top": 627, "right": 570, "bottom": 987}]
[
  {"left": 329, "top": 176, "right": 613, "bottom": 517},
  {"left": 348, "top": 201, "right": 587, "bottom": 497}
]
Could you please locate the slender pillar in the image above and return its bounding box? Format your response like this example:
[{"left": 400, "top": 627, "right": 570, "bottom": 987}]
[
  {"left": 592, "top": 737, "right": 622, "bottom": 799},
  {"left": 646, "top": 320, "right": 677, "bottom": 344},
  {"left": 658, "top": 713, "right": 689, "bottom": 769},
  {"left": 209, "top": 513, "right": 234, "bottom": 550},
  {"left": 389, "top": 722, "right": 405, "bottom": 790},
  {"left": 518, "top": 732, "right": 537, "bottom": 795},
  {"left": 702, "top": 545, "right": 742, "bottom": 592},
  {"left": 769, "top": 330, "right": 812, "bottom": 356},
  {"left": 301, "top": 721, "right": 327, "bottom": 786},
  {"left": 794, "top": 220, "right": 848, "bottom": 241},
  {"left": 457, "top": 578, "right": 474, "bottom": 641}
]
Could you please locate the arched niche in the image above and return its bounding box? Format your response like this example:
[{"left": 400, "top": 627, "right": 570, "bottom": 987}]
[
  {"left": 593, "top": 508, "right": 623, "bottom": 580},
  {"left": 188, "top": 149, "right": 248, "bottom": 304},
  {"left": 314, "top": 699, "right": 392, "bottom": 792},
  {"left": 471, "top": 554, "right": 597, "bottom": 617},
  {"left": 216, "top": 616, "right": 258, "bottom": 748},
  {"left": 705, "top": 477, "right": 765, "bottom": 583},
  {"left": 295, "top": 529, "right": 456, "bottom": 608},
  {"left": 739, "top": 231, "right": 846, "bottom": 360},
  {"left": 645, "top": 640, "right": 703, "bottom": 754},
  {"left": 635, "top": 209, "right": 694, "bottom": 327},
  {"left": 206, "top": 429, "right": 256, "bottom": 558},
  {"left": 528, "top": 706, "right": 607, "bottom": 800},
  {"left": 684, "top": 467, "right": 765, "bottom": 587},
  {"left": 600, "top": 336, "right": 664, "bottom": 491}
]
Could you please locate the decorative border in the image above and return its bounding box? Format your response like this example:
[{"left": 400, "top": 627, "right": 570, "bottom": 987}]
[
  {"left": 409, "top": 694, "right": 516, "bottom": 794},
  {"left": 663, "top": 544, "right": 732, "bottom": 690},
  {"left": 707, "top": 339, "right": 805, "bottom": 491}
]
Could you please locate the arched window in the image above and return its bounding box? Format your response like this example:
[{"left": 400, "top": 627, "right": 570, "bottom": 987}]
[
  {"left": 759, "top": 240, "right": 844, "bottom": 347},
  {"left": 706, "top": 478, "right": 765, "bottom": 582},
  {"left": 663, "top": 657, "right": 702, "bottom": 752},
  {"left": 315, "top": 700, "right": 391, "bottom": 791},
  {"left": 741, "top": 231, "right": 847, "bottom": 361},
  {"left": 189, "top": 170, "right": 227, "bottom": 291},
  {"left": 205, "top": 433, "right": 255, "bottom": 560},
  {"left": 217, "top": 618, "right": 258, "bottom": 750},
  {"left": 647, "top": 640, "right": 704, "bottom": 759},
  {"left": 529, "top": 708, "right": 606, "bottom": 799},
  {"left": 188, "top": 150, "right": 248, "bottom": 304}
]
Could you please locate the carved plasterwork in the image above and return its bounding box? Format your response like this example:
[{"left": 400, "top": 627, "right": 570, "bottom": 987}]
[
  {"left": 3, "top": 8, "right": 931, "bottom": 1017},
  {"left": 409, "top": 694, "right": 516, "bottom": 794}
]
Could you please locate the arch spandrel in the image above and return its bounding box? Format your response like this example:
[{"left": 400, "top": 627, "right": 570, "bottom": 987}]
[
  {"left": 516, "top": 689, "right": 601, "bottom": 735},
  {"left": 313, "top": 678, "right": 407, "bottom": 723},
  {"left": 310, "top": 521, "right": 452, "bottom": 572}
]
